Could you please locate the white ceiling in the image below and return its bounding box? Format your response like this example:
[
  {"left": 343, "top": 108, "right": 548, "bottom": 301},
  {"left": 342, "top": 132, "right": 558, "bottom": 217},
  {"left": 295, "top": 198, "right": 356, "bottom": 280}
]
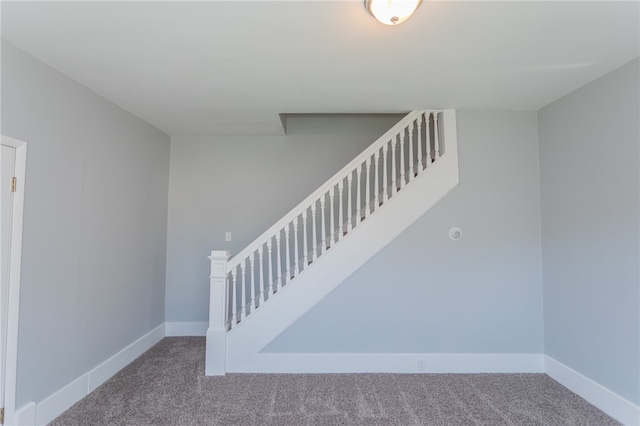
[{"left": 2, "top": 1, "right": 638, "bottom": 136}]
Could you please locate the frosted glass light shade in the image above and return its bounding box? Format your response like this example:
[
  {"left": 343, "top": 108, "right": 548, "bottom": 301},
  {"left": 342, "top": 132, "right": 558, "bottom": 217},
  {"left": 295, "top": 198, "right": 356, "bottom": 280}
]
[{"left": 365, "top": 0, "right": 422, "bottom": 25}]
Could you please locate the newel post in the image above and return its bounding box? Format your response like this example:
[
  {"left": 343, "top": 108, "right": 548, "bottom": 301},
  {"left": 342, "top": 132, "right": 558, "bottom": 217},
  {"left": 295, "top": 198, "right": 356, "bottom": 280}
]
[{"left": 206, "top": 250, "right": 230, "bottom": 376}]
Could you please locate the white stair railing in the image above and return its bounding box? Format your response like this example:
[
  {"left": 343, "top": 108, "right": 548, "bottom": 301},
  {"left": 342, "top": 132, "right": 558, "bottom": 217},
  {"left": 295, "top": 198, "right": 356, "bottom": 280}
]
[{"left": 208, "top": 110, "right": 448, "bottom": 342}]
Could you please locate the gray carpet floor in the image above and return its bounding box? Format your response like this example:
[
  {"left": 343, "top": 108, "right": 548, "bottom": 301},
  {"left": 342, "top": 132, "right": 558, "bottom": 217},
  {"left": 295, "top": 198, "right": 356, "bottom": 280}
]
[{"left": 51, "top": 337, "right": 618, "bottom": 425}]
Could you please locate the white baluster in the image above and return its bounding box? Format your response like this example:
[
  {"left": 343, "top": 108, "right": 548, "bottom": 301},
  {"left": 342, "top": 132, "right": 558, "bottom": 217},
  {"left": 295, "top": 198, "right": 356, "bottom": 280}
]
[
  {"left": 249, "top": 253, "right": 256, "bottom": 311},
  {"left": 408, "top": 121, "right": 414, "bottom": 182},
  {"left": 275, "top": 232, "right": 282, "bottom": 292},
  {"left": 258, "top": 246, "right": 265, "bottom": 306},
  {"left": 338, "top": 180, "right": 344, "bottom": 240},
  {"left": 284, "top": 224, "right": 291, "bottom": 284},
  {"left": 391, "top": 136, "right": 398, "bottom": 196},
  {"left": 267, "top": 239, "right": 274, "bottom": 297},
  {"left": 329, "top": 188, "right": 335, "bottom": 247},
  {"left": 293, "top": 217, "right": 299, "bottom": 276},
  {"left": 434, "top": 112, "right": 441, "bottom": 160},
  {"left": 302, "top": 210, "right": 308, "bottom": 267},
  {"left": 356, "top": 164, "right": 362, "bottom": 225},
  {"left": 240, "top": 261, "right": 246, "bottom": 321},
  {"left": 231, "top": 267, "right": 237, "bottom": 325},
  {"left": 417, "top": 113, "right": 423, "bottom": 174},
  {"left": 347, "top": 173, "right": 353, "bottom": 231},
  {"left": 227, "top": 276, "right": 231, "bottom": 326},
  {"left": 374, "top": 150, "right": 380, "bottom": 210},
  {"left": 383, "top": 142, "right": 389, "bottom": 203},
  {"left": 227, "top": 276, "right": 232, "bottom": 326},
  {"left": 365, "top": 157, "right": 371, "bottom": 218},
  {"left": 400, "top": 129, "right": 406, "bottom": 190},
  {"left": 426, "top": 113, "right": 432, "bottom": 166},
  {"left": 311, "top": 202, "right": 318, "bottom": 261},
  {"left": 320, "top": 194, "right": 327, "bottom": 253}
]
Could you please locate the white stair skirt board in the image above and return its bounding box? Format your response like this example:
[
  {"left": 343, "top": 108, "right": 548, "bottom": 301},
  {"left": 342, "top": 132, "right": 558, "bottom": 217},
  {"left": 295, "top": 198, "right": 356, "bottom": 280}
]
[
  {"left": 226, "top": 154, "right": 459, "bottom": 372},
  {"left": 545, "top": 356, "right": 640, "bottom": 426},
  {"left": 14, "top": 324, "right": 164, "bottom": 426},
  {"left": 165, "top": 321, "right": 208, "bottom": 336},
  {"left": 246, "top": 353, "right": 545, "bottom": 374}
]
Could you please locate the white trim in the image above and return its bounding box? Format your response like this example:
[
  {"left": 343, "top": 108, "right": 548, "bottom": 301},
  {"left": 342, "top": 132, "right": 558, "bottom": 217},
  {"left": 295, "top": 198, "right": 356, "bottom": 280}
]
[
  {"left": 34, "top": 376, "right": 87, "bottom": 426},
  {"left": 14, "top": 401, "right": 35, "bottom": 426},
  {"left": 237, "top": 353, "right": 544, "bottom": 374},
  {"left": 545, "top": 356, "right": 640, "bottom": 425},
  {"left": 87, "top": 324, "right": 165, "bottom": 392},
  {"left": 166, "top": 321, "right": 208, "bottom": 337},
  {"left": 13, "top": 324, "right": 164, "bottom": 426},
  {"left": 1, "top": 137, "right": 27, "bottom": 426},
  {"left": 12, "top": 342, "right": 639, "bottom": 425}
]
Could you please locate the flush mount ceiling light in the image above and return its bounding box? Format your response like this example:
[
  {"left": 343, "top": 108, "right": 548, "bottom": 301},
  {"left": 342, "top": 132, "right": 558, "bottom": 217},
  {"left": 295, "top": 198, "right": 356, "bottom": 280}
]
[{"left": 365, "top": 0, "right": 422, "bottom": 25}]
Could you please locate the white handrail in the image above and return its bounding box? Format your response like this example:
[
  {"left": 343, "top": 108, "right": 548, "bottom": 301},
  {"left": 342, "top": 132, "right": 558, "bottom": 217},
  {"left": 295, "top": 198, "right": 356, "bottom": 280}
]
[{"left": 227, "top": 110, "right": 438, "bottom": 271}]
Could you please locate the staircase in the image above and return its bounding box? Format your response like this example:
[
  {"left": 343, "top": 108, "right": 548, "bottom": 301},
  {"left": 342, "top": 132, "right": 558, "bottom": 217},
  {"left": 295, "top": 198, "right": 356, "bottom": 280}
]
[{"left": 206, "top": 110, "right": 459, "bottom": 375}]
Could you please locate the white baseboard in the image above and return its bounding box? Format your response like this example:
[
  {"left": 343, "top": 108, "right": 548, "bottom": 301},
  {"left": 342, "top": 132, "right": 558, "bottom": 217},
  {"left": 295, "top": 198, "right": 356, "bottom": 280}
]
[
  {"left": 14, "top": 401, "right": 36, "bottom": 426},
  {"left": 165, "top": 321, "right": 208, "bottom": 336},
  {"left": 545, "top": 356, "right": 640, "bottom": 425},
  {"left": 14, "top": 324, "right": 165, "bottom": 426},
  {"left": 12, "top": 330, "right": 639, "bottom": 426},
  {"left": 237, "top": 353, "right": 545, "bottom": 374},
  {"left": 33, "top": 376, "right": 87, "bottom": 426},
  {"left": 88, "top": 324, "right": 165, "bottom": 392}
]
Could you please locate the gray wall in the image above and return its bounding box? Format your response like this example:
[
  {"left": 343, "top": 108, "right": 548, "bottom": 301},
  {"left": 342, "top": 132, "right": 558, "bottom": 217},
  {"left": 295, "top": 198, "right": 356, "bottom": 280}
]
[
  {"left": 265, "top": 111, "right": 544, "bottom": 353},
  {"left": 538, "top": 59, "right": 640, "bottom": 405},
  {"left": 1, "top": 41, "right": 171, "bottom": 407},
  {"left": 166, "top": 115, "right": 403, "bottom": 322}
]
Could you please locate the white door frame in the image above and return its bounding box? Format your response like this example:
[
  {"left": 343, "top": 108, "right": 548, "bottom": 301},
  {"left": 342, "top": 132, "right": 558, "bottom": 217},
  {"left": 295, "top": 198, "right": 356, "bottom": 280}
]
[{"left": 1, "top": 136, "right": 27, "bottom": 425}]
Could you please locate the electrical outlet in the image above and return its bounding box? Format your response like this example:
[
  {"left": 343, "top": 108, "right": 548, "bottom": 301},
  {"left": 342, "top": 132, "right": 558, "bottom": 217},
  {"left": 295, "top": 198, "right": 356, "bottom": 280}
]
[
  {"left": 418, "top": 358, "right": 426, "bottom": 372},
  {"left": 225, "top": 232, "right": 232, "bottom": 242}
]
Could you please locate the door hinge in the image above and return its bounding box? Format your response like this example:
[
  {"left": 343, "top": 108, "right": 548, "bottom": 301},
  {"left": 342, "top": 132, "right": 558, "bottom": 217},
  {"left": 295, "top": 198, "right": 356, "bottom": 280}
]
[{"left": 10, "top": 176, "right": 17, "bottom": 193}]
